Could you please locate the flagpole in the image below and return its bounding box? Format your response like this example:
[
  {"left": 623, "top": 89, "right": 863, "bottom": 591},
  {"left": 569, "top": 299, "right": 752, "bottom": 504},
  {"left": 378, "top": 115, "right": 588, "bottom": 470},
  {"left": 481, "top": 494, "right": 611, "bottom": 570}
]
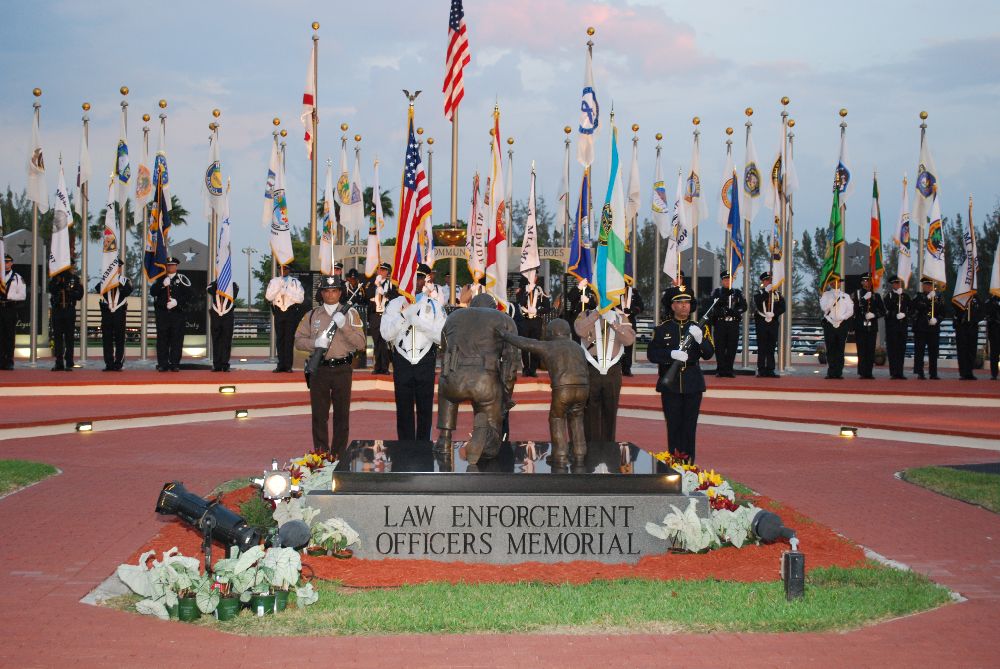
[
  {"left": 741, "top": 112, "right": 753, "bottom": 368},
  {"left": 691, "top": 118, "right": 701, "bottom": 305},
  {"left": 783, "top": 116, "right": 796, "bottom": 370},
  {"left": 917, "top": 111, "right": 928, "bottom": 281},
  {"left": 80, "top": 103, "right": 90, "bottom": 364},
  {"left": 563, "top": 126, "right": 572, "bottom": 248},
  {"left": 778, "top": 100, "right": 790, "bottom": 371},
  {"left": 29, "top": 91, "right": 41, "bottom": 364},
  {"left": 119, "top": 88, "right": 129, "bottom": 279},
  {"left": 273, "top": 132, "right": 287, "bottom": 362},
  {"left": 355, "top": 134, "right": 363, "bottom": 253},
  {"left": 653, "top": 133, "right": 662, "bottom": 324},
  {"left": 449, "top": 109, "right": 459, "bottom": 305},
  {"left": 207, "top": 112, "right": 220, "bottom": 362},
  {"left": 725, "top": 133, "right": 733, "bottom": 280},
  {"left": 140, "top": 114, "right": 152, "bottom": 361},
  {"left": 427, "top": 137, "right": 434, "bottom": 258},
  {"left": 310, "top": 22, "right": 319, "bottom": 246},
  {"left": 839, "top": 109, "right": 848, "bottom": 283},
  {"left": 631, "top": 125, "right": 639, "bottom": 299}
]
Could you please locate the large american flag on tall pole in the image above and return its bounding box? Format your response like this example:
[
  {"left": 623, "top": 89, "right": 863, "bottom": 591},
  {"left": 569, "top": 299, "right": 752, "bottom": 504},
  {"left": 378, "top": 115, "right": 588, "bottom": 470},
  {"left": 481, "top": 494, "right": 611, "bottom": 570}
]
[
  {"left": 392, "top": 105, "right": 433, "bottom": 301},
  {"left": 443, "top": 0, "right": 470, "bottom": 121}
]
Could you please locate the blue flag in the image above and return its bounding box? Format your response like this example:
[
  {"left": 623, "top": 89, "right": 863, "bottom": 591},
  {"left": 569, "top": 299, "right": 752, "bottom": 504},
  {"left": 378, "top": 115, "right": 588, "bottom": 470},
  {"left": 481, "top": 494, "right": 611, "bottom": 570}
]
[
  {"left": 567, "top": 170, "right": 593, "bottom": 284},
  {"left": 727, "top": 172, "right": 744, "bottom": 275},
  {"left": 144, "top": 153, "right": 172, "bottom": 282}
]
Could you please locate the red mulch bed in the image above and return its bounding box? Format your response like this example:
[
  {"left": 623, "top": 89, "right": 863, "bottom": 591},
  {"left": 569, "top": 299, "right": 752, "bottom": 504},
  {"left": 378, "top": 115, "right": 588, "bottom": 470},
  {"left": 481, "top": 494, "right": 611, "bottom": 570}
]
[{"left": 130, "top": 486, "right": 866, "bottom": 587}]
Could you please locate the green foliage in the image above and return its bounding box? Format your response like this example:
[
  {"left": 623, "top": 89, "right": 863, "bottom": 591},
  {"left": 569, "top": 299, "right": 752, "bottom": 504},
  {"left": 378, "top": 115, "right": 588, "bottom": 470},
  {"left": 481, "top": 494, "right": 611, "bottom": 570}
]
[
  {"left": 902, "top": 466, "right": 1000, "bottom": 513},
  {"left": 0, "top": 460, "right": 58, "bottom": 495},
  {"left": 239, "top": 495, "right": 278, "bottom": 533}
]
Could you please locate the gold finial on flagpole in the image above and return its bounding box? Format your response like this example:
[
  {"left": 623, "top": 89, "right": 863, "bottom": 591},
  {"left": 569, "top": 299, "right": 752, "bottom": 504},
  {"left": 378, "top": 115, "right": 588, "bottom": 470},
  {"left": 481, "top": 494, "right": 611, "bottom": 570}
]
[
  {"left": 82, "top": 102, "right": 90, "bottom": 111},
  {"left": 631, "top": 123, "right": 639, "bottom": 132},
  {"left": 563, "top": 126, "right": 572, "bottom": 134},
  {"left": 416, "top": 127, "right": 424, "bottom": 135},
  {"left": 32, "top": 88, "right": 42, "bottom": 97},
  {"left": 726, "top": 127, "right": 733, "bottom": 135},
  {"left": 312, "top": 21, "right": 320, "bottom": 30},
  {"left": 745, "top": 107, "right": 753, "bottom": 117},
  {"left": 489, "top": 127, "right": 495, "bottom": 136},
  {"left": 280, "top": 129, "right": 287, "bottom": 137},
  {"left": 655, "top": 133, "right": 663, "bottom": 141},
  {"left": 354, "top": 134, "right": 362, "bottom": 142},
  {"left": 120, "top": 86, "right": 129, "bottom": 96},
  {"left": 507, "top": 137, "right": 514, "bottom": 146},
  {"left": 273, "top": 117, "right": 281, "bottom": 126},
  {"left": 158, "top": 99, "right": 167, "bottom": 109},
  {"left": 209, "top": 122, "right": 217, "bottom": 131},
  {"left": 692, "top": 116, "right": 700, "bottom": 125},
  {"left": 781, "top": 96, "right": 790, "bottom": 106},
  {"left": 340, "top": 122, "right": 348, "bottom": 131},
  {"left": 839, "top": 108, "right": 848, "bottom": 118},
  {"left": 212, "top": 108, "right": 221, "bottom": 118},
  {"left": 788, "top": 119, "right": 796, "bottom": 128},
  {"left": 427, "top": 137, "right": 434, "bottom": 146},
  {"left": 919, "top": 111, "right": 928, "bottom": 120},
  {"left": 142, "top": 113, "right": 150, "bottom": 122}
]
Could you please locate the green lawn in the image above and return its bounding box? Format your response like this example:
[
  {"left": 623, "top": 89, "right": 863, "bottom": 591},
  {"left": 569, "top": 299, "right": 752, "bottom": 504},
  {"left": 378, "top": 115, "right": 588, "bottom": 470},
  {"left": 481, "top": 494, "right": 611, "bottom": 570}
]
[
  {"left": 901, "top": 466, "right": 1000, "bottom": 513},
  {"left": 106, "top": 563, "right": 950, "bottom": 636},
  {"left": 0, "top": 460, "right": 58, "bottom": 496}
]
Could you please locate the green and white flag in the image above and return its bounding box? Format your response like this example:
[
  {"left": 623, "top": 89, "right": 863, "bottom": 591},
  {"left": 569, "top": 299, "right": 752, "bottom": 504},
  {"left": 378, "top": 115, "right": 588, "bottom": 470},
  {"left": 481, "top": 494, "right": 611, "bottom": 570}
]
[
  {"left": 596, "top": 123, "right": 625, "bottom": 313},
  {"left": 922, "top": 194, "right": 946, "bottom": 286},
  {"left": 820, "top": 185, "right": 845, "bottom": 291}
]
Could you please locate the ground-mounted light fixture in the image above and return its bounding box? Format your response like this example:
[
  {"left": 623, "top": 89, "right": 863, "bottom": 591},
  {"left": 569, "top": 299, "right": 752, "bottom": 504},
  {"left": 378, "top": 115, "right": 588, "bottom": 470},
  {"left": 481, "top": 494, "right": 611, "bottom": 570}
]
[
  {"left": 75, "top": 421, "right": 93, "bottom": 433},
  {"left": 219, "top": 385, "right": 237, "bottom": 394},
  {"left": 839, "top": 426, "right": 858, "bottom": 438},
  {"left": 251, "top": 459, "right": 300, "bottom": 500},
  {"left": 235, "top": 409, "right": 249, "bottom": 419},
  {"left": 748, "top": 509, "right": 805, "bottom": 600}
]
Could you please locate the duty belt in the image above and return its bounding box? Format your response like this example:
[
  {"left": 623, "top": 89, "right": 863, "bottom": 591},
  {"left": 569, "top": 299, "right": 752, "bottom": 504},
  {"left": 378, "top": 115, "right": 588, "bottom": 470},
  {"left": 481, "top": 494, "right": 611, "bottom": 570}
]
[{"left": 322, "top": 354, "right": 354, "bottom": 367}]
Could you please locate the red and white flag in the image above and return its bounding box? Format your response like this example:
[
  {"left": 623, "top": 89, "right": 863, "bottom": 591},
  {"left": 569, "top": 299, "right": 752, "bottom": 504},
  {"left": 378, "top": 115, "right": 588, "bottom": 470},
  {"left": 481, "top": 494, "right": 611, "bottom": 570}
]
[
  {"left": 391, "top": 108, "right": 433, "bottom": 301},
  {"left": 485, "top": 108, "right": 507, "bottom": 307},
  {"left": 301, "top": 41, "right": 316, "bottom": 159},
  {"left": 443, "top": 0, "right": 470, "bottom": 121}
]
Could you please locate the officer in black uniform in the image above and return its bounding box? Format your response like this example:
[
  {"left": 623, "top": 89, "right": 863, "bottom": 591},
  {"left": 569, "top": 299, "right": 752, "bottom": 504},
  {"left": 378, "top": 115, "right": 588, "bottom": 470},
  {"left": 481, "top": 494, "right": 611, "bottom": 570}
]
[
  {"left": 562, "top": 275, "right": 596, "bottom": 343},
  {"left": 883, "top": 275, "right": 911, "bottom": 379},
  {"left": 986, "top": 293, "right": 1000, "bottom": 380},
  {"left": 911, "top": 277, "right": 946, "bottom": 380},
  {"left": 366, "top": 262, "right": 398, "bottom": 374},
  {"left": 752, "top": 271, "right": 784, "bottom": 378},
  {"left": 1, "top": 254, "right": 27, "bottom": 370},
  {"left": 515, "top": 276, "right": 550, "bottom": 377},
  {"left": 621, "top": 281, "right": 644, "bottom": 376},
  {"left": 96, "top": 276, "right": 133, "bottom": 371},
  {"left": 646, "top": 286, "right": 714, "bottom": 464},
  {"left": 344, "top": 269, "right": 368, "bottom": 368},
  {"left": 709, "top": 270, "right": 746, "bottom": 377},
  {"left": 47, "top": 269, "right": 84, "bottom": 371},
  {"left": 852, "top": 272, "right": 887, "bottom": 379},
  {"left": 953, "top": 293, "right": 983, "bottom": 380},
  {"left": 150, "top": 257, "right": 193, "bottom": 372},
  {"left": 206, "top": 280, "right": 239, "bottom": 372}
]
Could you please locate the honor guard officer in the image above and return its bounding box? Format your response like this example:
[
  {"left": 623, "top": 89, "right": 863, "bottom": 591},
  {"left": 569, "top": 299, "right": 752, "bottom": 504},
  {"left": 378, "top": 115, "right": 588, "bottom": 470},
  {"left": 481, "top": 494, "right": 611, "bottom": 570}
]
[
  {"left": 96, "top": 275, "right": 133, "bottom": 371},
  {"left": 295, "top": 276, "right": 366, "bottom": 459},
  {"left": 47, "top": 269, "right": 84, "bottom": 371},
  {"left": 819, "top": 281, "right": 854, "bottom": 379},
  {"left": 344, "top": 269, "right": 368, "bottom": 368},
  {"left": 912, "top": 277, "right": 946, "bottom": 379},
  {"left": 266, "top": 264, "right": 305, "bottom": 373},
  {"left": 516, "top": 275, "right": 551, "bottom": 377},
  {"left": 422, "top": 266, "right": 448, "bottom": 306},
  {"left": 709, "top": 270, "right": 747, "bottom": 377},
  {"left": 150, "top": 257, "right": 192, "bottom": 372},
  {"left": 366, "top": 262, "right": 397, "bottom": 374},
  {"left": 381, "top": 264, "right": 446, "bottom": 441},
  {"left": 753, "top": 271, "right": 785, "bottom": 378},
  {"left": 564, "top": 276, "right": 597, "bottom": 342},
  {"left": 884, "top": 275, "right": 912, "bottom": 379},
  {"left": 853, "top": 272, "right": 887, "bottom": 379},
  {"left": 0, "top": 254, "right": 27, "bottom": 370},
  {"left": 661, "top": 272, "right": 694, "bottom": 314},
  {"left": 574, "top": 299, "right": 636, "bottom": 443},
  {"left": 620, "top": 281, "right": 644, "bottom": 377},
  {"left": 646, "top": 286, "right": 714, "bottom": 464},
  {"left": 206, "top": 279, "right": 239, "bottom": 372},
  {"left": 953, "top": 292, "right": 983, "bottom": 380},
  {"left": 986, "top": 292, "right": 1000, "bottom": 380}
]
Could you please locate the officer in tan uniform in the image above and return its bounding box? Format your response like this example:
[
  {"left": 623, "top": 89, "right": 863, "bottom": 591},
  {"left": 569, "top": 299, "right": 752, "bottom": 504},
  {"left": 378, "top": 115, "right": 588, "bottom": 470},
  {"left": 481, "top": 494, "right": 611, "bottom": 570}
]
[
  {"left": 295, "top": 276, "right": 366, "bottom": 459},
  {"left": 574, "top": 304, "right": 636, "bottom": 442}
]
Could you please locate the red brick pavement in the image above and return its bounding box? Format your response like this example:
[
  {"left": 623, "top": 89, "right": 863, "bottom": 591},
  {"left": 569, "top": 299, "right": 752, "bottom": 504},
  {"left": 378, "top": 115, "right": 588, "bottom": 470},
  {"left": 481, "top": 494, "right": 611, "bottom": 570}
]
[{"left": 0, "top": 388, "right": 998, "bottom": 667}]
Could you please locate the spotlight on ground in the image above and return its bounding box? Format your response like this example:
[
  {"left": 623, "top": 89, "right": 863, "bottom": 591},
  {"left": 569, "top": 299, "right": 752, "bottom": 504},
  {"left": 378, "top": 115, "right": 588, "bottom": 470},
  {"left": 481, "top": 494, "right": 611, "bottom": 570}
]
[
  {"left": 155, "top": 481, "right": 261, "bottom": 560},
  {"left": 251, "top": 459, "right": 300, "bottom": 500},
  {"left": 235, "top": 409, "right": 249, "bottom": 419},
  {"left": 750, "top": 509, "right": 796, "bottom": 543},
  {"left": 219, "top": 385, "right": 236, "bottom": 394},
  {"left": 75, "top": 421, "right": 93, "bottom": 433},
  {"left": 839, "top": 426, "right": 858, "bottom": 438}
]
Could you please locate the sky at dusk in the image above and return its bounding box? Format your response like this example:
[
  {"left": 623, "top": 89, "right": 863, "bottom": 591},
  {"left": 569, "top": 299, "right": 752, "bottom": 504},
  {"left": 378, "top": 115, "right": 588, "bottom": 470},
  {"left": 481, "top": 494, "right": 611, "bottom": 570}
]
[{"left": 2, "top": 0, "right": 999, "bottom": 284}]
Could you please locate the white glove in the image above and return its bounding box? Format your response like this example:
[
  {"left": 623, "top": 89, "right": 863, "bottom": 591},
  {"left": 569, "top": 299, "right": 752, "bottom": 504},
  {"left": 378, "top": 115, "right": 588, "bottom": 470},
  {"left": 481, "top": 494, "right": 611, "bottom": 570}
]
[
  {"left": 765, "top": 316, "right": 773, "bottom": 323},
  {"left": 765, "top": 284, "right": 773, "bottom": 293},
  {"left": 166, "top": 298, "right": 177, "bottom": 310},
  {"left": 896, "top": 312, "right": 906, "bottom": 320},
  {"left": 163, "top": 276, "right": 171, "bottom": 286},
  {"left": 601, "top": 310, "right": 615, "bottom": 322},
  {"left": 689, "top": 324, "right": 703, "bottom": 344},
  {"left": 865, "top": 312, "right": 875, "bottom": 320},
  {"left": 894, "top": 288, "right": 903, "bottom": 295},
  {"left": 332, "top": 312, "right": 346, "bottom": 328},
  {"left": 929, "top": 317, "right": 938, "bottom": 326},
  {"left": 527, "top": 307, "right": 536, "bottom": 316},
  {"left": 315, "top": 335, "right": 331, "bottom": 348},
  {"left": 670, "top": 349, "right": 689, "bottom": 362},
  {"left": 864, "top": 291, "right": 872, "bottom": 300},
  {"left": 580, "top": 293, "right": 590, "bottom": 305},
  {"left": 928, "top": 290, "right": 936, "bottom": 298},
  {"left": 375, "top": 275, "right": 385, "bottom": 286},
  {"left": 764, "top": 311, "right": 774, "bottom": 319}
]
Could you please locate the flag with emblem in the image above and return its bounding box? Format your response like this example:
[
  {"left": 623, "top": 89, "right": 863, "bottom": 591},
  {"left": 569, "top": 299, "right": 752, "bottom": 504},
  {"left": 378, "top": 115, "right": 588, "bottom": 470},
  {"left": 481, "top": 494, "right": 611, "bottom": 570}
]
[
  {"left": 202, "top": 132, "right": 224, "bottom": 218},
  {"left": 134, "top": 127, "right": 152, "bottom": 209},
  {"left": 365, "top": 159, "right": 384, "bottom": 278},
  {"left": 567, "top": 170, "right": 593, "bottom": 285},
  {"left": 349, "top": 148, "right": 366, "bottom": 237},
  {"left": 144, "top": 126, "right": 173, "bottom": 282},
  {"left": 741, "top": 126, "right": 763, "bottom": 225},
  {"left": 556, "top": 141, "right": 570, "bottom": 245},
  {"left": 577, "top": 46, "right": 599, "bottom": 167},
  {"left": 624, "top": 138, "right": 640, "bottom": 285},
  {"left": 990, "top": 236, "right": 1000, "bottom": 298},
  {"left": 952, "top": 197, "right": 977, "bottom": 309},
  {"left": 338, "top": 143, "right": 364, "bottom": 236},
  {"left": 391, "top": 106, "right": 433, "bottom": 302},
  {"left": 443, "top": 0, "right": 470, "bottom": 121},
  {"left": 894, "top": 178, "right": 912, "bottom": 287},
  {"left": 301, "top": 40, "right": 316, "bottom": 159},
  {"left": 913, "top": 131, "right": 938, "bottom": 230},
  {"left": 74, "top": 124, "right": 92, "bottom": 218},
  {"left": 320, "top": 160, "right": 336, "bottom": 276},
  {"left": 519, "top": 165, "right": 540, "bottom": 283},
  {"left": 26, "top": 110, "right": 48, "bottom": 214},
  {"left": 835, "top": 130, "right": 853, "bottom": 204},
  {"left": 820, "top": 185, "right": 845, "bottom": 291},
  {"left": 596, "top": 123, "right": 626, "bottom": 313},
  {"left": 261, "top": 141, "right": 278, "bottom": 225},
  {"left": 922, "top": 194, "right": 946, "bottom": 286},
  {"left": 115, "top": 108, "right": 130, "bottom": 206},
  {"left": 214, "top": 186, "right": 234, "bottom": 305},
  {"left": 49, "top": 160, "right": 73, "bottom": 277},
  {"left": 663, "top": 170, "right": 688, "bottom": 282},
  {"left": 651, "top": 149, "right": 670, "bottom": 237},
  {"left": 869, "top": 175, "right": 885, "bottom": 290},
  {"left": 726, "top": 167, "right": 744, "bottom": 277},
  {"left": 485, "top": 109, "right": 508, "bottom": 307},
  {"left": 269, "top": 146, "right": 294, "bottom": 267},
  {"left": 100, "top": 180, "right": 122, "bottom": 296},
  {"left": 684, "top": 134, "right": 709, "bottom": 231},
  {"left": 466, "top": 172, "right": 486, "bottom": 281},
  {"left": 717, "top": 148, "right": 735, "bottom": 231}
]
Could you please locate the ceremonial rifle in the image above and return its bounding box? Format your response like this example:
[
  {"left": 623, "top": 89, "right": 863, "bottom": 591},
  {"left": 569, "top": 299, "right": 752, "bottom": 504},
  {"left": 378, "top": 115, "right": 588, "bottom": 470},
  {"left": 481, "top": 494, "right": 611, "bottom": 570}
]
[
  {"left": 660, "top": 297, "right": 720, "bottom": 388},
  {"left": 304, "top": 303, "right": 350, "bottom": 388}
]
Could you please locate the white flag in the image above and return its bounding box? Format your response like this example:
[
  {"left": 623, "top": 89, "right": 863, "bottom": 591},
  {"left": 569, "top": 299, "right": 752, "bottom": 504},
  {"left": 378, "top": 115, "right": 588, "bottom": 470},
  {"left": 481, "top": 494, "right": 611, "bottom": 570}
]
[
  {"left": 626, "top": 138, "right": 641, "bottom": 234},
  {"left": 913, "top": 134, "right": 938, "bottom": 231},
  {"left": 485, "top": 112, "right": 508, "bottom": 307},
  {"left": 320, "top": 161, "right": 336, "bottom": 276},
  {"left": 663, "top": 171, "right": 688, "bottom": 282},
  {"left": 990, "top": 236, "right": 1000, "bottom": 298},
  {"left": 350, "top": 148, "right": 366, "bottom": 236},
  {"left": 684, "top": 135, "right": 709, "bottom": 231},
  {"left": 261, "top": 141, "right": 278, "bottom": 226},
  {"left": 301, "top": 41, "right": 316, "bottom": 159},
  {"left": 73, "top": 126, "right": 92, "bottom": 218},
  {"left": 269, "top": 149, "right": 294, "bottom": 266},
  {"left": 202, "top": 133, "right": 224, "bottom": 219},
  {"left": 556, "top": 144, "right": 570, "bottom": 245},
  {"left": 952, "top": 200, "right": 978, "bottom": 309},
  {"left": 835, "top": 130, "right": 853, "bottom": 204},
  {"left": 717, "top": 149, "right": 736, "bottom": 230},
  {"left": 742, "top": 127, "right": 764, "bottom": 223},
  {"left": 26, "top": 110, "right": 48, "bottom": 214},
  {"left": 365, "top": 160, "right": 383, "bottom": 278},
  {"left": 135, "top": 128, "right": 152, "bottom": 209},
  {"left": 99, "top": 181, "right": 123, "bottom": 297},
  {"left": 466, "top": 173, "right": 485, "bottom": 281},
  {"left": 114, "top": 109, "right": 131, "bottom": 206},
  {"left": 337, "top": 144, "right": 364, "bottom": 236},
  {"left": 0, "top": 205, "right": 6, "bottom": 294},
  {"left": 49, "top": 162, "right": 73, "bottom": 277},
  {"left": 519, "top": 166, "right": 540, "bottom": 282},
  {"left": 213, "top": 187, "right": 234, "bottom": 313},
  {"left": 922, "top": 194, "right": 946, "bottom": 285},
  {"left": 651, "top": 150, "right": 670, "bottom": 237},
  {"left": 893, "top": 179, "right": 912, "bottom": 288},
  {"left": 577, "top": 46, "right": 599, "bottom": 167}
]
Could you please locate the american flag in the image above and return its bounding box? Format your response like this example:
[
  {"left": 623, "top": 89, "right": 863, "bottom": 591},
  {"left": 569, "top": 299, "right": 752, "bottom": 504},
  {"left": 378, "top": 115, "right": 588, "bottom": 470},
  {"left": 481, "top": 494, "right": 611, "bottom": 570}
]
[
  {"left": 392, "top": 111, "right": 433, "bottom": 301},
  {"left": 443, "top": 0, "right": 470, "bottom": 121}
]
